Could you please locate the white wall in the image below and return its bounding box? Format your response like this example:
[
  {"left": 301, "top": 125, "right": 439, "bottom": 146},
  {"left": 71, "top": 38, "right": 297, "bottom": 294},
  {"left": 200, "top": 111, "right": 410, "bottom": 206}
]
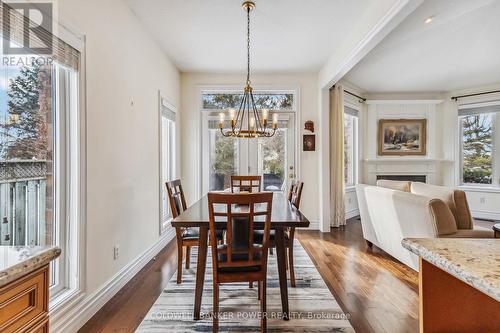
[
  {"left": 57, "top": 0, "right": 180, "bottom": 314},
  {"left": 180, "top": 73, "right": 320, "bottom": 226}
]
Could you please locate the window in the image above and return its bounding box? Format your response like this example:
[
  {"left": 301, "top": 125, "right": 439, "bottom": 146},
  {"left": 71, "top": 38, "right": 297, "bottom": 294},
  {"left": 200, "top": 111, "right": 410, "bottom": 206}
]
[
  {"left": 160, "top": 98, "right": 176, "bottom": 232},
  {"left": 202, "top": 92, "right": 294, "bottom": 110},
  {"left": 459, "top": 101, "right": 500, "bottom": 186},
  {"left": 201, "top": 90, "right": 296, "bottom": 194},
  {"left": 344, "top": 106, "right": 359, "bottom": 187},
  {"left": 0, "top": 6, "right": 81, "bottom": 300}
]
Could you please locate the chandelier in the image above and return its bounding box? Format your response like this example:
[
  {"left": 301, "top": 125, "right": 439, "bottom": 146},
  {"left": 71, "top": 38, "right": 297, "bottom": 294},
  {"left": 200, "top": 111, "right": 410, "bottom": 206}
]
[{"left": 218, "top": 1, "right": 277, "bottom": 138}]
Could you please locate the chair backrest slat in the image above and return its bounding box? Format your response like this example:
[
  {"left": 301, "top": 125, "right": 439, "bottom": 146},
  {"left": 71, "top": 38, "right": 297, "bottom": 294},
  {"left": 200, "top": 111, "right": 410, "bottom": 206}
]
[
  {"left": 230, "top": 175, "right": 262, "bottom": 193},
  {"left": 208, "top": 192, "right": 273, "bottom": 271},
  {"left": 166, "top": 179, "right": 187, "bottom": 218}
]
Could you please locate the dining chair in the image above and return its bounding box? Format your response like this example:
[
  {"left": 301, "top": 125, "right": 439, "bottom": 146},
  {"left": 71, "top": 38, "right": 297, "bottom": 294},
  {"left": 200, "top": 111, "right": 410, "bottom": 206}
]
[
  {"left": 166, "top": 179, "right": 196, "bottom": 284},
  {"left": 285, "top": 180, "right": 304, "bottom": 287},
  {"left": 207, "top": 192, "right": 273, "bottom": 333},
  {"left": 251, "top": 180, "right": 304, "bottom": 288},
  {"left": 230, "top": 175, "right": 262, "bottom": 193}
]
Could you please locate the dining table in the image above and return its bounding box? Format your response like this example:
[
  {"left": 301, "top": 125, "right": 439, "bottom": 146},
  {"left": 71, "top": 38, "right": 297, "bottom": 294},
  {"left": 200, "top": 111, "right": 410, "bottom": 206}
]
[{"left": 171, "top": 192, "right": 310, "bottom": 321}]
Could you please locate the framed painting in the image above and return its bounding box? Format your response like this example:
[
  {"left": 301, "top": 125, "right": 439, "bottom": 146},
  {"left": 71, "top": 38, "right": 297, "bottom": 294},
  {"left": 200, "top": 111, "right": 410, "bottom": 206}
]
[
  {"left": 303, "top": 134, "right": 315, "bottom": 151},
  {"left": 378, "top": 119, "right": 427, "bottom": 156}
]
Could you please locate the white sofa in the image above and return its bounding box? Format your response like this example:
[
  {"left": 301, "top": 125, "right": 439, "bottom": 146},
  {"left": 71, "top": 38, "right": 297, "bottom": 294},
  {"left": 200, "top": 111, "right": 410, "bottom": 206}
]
[{"left": 356, "top": 181, "right": 494, "bottom": 270}]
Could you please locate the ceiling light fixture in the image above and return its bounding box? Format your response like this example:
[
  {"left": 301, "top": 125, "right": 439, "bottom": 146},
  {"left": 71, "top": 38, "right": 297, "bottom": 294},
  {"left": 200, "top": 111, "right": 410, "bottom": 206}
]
[
  {"left": 218, "top": 1, "right": 277, "bottom": 138},
  {"left": 424, "top": 16, "right": 434, "bottom": 24}
]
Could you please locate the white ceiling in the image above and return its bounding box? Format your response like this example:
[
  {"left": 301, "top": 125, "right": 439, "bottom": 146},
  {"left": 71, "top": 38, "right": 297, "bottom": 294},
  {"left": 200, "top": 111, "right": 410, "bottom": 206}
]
[
  {"left": 125, "top": 0, "right": 376, "bottom": 73},
  {"left": 344, "top": 0, "right": 500, "bottom": 93}
]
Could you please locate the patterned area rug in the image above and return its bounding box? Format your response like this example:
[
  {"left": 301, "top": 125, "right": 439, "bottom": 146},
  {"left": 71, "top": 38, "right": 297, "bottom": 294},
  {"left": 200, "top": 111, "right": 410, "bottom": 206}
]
[{"left": 136, "top": 242, "right": 354, "bottom": 332}]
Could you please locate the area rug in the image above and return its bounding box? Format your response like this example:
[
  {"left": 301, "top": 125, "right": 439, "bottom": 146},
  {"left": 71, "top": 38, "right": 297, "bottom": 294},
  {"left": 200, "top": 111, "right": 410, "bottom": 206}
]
[{"left": 136, "top": 242, "right": 354, "bottom": 332}]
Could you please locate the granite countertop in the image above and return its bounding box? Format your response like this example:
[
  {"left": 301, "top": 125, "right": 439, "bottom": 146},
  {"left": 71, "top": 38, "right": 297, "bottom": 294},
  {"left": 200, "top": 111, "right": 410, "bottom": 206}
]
[
  {"left": 0, "top": 245, "right": 61, "bottom": 288},
  {"left": 402, "top": 238, "right": 499, "bottom": 301}
]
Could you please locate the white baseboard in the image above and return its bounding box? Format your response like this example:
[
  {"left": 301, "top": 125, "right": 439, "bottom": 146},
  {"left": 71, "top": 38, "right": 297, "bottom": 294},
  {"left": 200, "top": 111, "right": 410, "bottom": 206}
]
[
  {"left": 346, "top": 208, "right": 360, "bottom": 220},
  {"left": 471, "top": 209, "right": 500, "bottom": 221},
  {"left": 50, "top": 227, "right": 176, "bottom": 333}
]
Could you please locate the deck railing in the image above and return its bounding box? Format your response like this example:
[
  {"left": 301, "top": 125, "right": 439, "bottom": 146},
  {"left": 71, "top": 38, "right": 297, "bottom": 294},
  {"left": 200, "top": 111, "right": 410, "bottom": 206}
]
[{"left": 0, "top": 160, "right": 51, "bottom": 246}]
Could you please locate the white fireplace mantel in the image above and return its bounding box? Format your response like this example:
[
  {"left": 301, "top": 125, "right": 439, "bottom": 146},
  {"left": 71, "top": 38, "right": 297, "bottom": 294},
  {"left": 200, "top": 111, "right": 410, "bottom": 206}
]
[{"left": 364, "top": 158, "right": 451, "bottom": 185}]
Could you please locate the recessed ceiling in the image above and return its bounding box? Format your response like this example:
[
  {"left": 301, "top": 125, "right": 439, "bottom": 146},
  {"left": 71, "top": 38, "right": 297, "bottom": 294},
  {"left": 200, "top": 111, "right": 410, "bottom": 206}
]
[
  {"left": 344, "top": 0, "right": 500, "bottom": 93},
  {"left": 125, "top": 0, "right": 377, "bottom": 73}
]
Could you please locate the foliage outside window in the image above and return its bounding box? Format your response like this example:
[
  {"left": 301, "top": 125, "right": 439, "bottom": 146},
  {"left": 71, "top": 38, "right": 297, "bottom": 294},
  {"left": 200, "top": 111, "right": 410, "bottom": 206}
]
[
  {"left": 460, "top": 113, "right": 493, "bottom": 185},
  {"left": 203, "top": 92, "right": 294, "bottom": 110}
]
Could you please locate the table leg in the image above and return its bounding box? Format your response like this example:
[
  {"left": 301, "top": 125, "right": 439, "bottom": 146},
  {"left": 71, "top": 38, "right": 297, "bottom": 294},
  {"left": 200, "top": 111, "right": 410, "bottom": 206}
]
[
  {"left": 194, "top": 226, "right": 208, "bottom": 320},
  {"left": 275, "top": 227, "right": 290, "bottom": 320}
]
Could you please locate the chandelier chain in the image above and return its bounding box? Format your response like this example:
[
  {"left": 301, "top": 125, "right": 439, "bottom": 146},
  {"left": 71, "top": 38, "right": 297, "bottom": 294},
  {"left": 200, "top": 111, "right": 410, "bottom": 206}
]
[
  {"left": 246, "top": 6, "right": 251, "bottom": 85},
  {"left": 218, "top": 2, "right": 276, "bottom": 138}
]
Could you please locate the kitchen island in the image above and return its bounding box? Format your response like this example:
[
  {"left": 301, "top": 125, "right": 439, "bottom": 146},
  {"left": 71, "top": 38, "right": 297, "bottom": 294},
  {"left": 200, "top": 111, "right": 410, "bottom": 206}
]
[
  {"left": 402, "top": 238, "right": 499, "bottom": 333},
  {"left": 0, "top": 245, "right": 61, "bottom": 333}
]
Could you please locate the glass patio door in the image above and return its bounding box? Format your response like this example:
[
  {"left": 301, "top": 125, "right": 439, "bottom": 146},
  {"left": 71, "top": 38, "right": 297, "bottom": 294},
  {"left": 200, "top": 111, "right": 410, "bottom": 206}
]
[{"left": 250, "top": 114, "right": 295, "bottom": 192}]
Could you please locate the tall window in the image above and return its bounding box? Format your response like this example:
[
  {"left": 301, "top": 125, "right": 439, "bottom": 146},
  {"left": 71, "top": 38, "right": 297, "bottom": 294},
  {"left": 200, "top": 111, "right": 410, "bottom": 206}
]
[
  {"left": 0, "top": 5, "right": 81, "bottom": 298},
  {"left": 344, "top": 106, "right": 359, "bottom": 187},
  {"left": 160, "top": 100, "right": 176, "bottom": 232},
  {"left": 459, "top": 101, "right": 500, "bottom": 186}
]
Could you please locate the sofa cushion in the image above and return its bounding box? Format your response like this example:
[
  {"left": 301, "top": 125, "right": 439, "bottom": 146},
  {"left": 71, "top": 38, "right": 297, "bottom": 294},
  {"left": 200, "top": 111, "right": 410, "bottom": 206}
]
[
  {"left": 428, "top": 199, "right": 458, "bottom": 236},
  {"left": 410, "top": 182, "right": 474, "bottom": 230},
  {"left": 442, "top": 226, "right": 494, "bottom": 238},
  {"left": 376, "top": 180, "right": 411, "bottom": 192}
]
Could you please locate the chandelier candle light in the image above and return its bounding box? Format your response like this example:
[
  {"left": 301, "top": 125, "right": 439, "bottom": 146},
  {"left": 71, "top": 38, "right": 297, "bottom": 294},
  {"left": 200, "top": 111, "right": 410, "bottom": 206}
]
[{"left": 218, "top": 1, "right": 277, "bottom": 138}]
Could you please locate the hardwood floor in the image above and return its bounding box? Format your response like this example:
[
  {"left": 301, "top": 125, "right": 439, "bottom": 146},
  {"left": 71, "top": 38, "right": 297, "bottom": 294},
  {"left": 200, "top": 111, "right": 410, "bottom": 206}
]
[
  {"left": 79, "top": 218, "right": 496, "bottom": 333},
  {"left": 297, "top": 219, "right": 419, "bottom": 333}
]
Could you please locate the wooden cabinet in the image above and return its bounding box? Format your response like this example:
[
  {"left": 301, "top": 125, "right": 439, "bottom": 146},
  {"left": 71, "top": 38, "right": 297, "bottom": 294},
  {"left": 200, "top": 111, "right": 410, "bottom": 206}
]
[{"left": 0, "top": 265, "right": 49, "bottom": 333}]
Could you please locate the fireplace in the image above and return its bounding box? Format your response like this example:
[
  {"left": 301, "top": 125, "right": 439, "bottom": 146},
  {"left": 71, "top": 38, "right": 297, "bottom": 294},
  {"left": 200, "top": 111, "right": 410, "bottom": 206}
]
[{"left": 376, "top": 175, "right": 426, "bottom": 183}]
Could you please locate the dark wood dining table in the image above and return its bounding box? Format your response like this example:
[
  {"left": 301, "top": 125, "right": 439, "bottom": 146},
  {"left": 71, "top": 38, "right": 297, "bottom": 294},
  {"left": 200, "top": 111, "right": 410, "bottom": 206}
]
[{"left": 171, "top": 192, "right": 310, "bottom": 320}]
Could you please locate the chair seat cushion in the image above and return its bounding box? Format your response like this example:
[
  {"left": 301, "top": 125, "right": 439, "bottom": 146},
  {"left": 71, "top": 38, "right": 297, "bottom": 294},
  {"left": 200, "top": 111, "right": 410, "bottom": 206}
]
[
  {"left": 181, "top": 228, "right": 224, "bottom": 241},
  {"left": 216, "top": 244, "right": 262, "bottom": 262},
  {"left": 253, "top": 230, "right": 289, "bottom": 245},
  {"left": 182, "top": 228, "right": 199, "bottom": 240},
  {"left": 218, "top": 265, "right": 261, "bottom": 273}
]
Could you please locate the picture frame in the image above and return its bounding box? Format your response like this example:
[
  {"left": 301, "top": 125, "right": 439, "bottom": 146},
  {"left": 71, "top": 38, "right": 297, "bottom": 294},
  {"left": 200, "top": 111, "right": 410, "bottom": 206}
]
[
  {"left": 303, "top": 134, "right": 315, "bottom": 151},
  {"left": 378, "top": 119, "right": 427, "bottom": 156}
]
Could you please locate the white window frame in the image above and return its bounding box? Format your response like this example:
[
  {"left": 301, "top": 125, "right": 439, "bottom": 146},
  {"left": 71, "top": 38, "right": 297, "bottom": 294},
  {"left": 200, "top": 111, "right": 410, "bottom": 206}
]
[
  {"left": 159, "top": 92, "right": 177, "bottom": 234},
  {"left": 457, "top": 100, "right": 500, "bottom": 189},
  {"left": 48, "top": 62, "right": 85, "bottom": 309},
  {"left": 344, "top": 103, "right": 360, "bottom": 190},
  {"left": 198, "top": 86, "right": 299, "bottom": 196},
  {"left": 46, "top": 29, "right": 86, "bottom": 324}
]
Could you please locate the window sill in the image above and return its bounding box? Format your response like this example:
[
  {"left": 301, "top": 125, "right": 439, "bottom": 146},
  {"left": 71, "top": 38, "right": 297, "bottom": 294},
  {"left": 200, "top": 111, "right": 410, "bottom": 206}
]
[
  {"left": 458, "top": 185, "right": 500, "bottom": 194},
  {"left": 49, "top": 287, "right": 84, "bottom": 312},
  {"left": 345, "top": 185, "right": 357, "bottom": 192}
]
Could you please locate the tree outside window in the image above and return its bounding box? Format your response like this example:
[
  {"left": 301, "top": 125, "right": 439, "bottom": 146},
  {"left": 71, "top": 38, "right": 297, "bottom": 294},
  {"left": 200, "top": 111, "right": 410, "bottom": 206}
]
[{"left": 461, "top": 114, "right": 493, "bottom": 184}]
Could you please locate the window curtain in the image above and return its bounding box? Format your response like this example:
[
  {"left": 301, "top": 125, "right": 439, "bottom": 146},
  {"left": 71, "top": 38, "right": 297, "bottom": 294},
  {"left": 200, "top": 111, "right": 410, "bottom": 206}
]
[{"left": 329, "top": 85, "right": 346, "bottom": 227}]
